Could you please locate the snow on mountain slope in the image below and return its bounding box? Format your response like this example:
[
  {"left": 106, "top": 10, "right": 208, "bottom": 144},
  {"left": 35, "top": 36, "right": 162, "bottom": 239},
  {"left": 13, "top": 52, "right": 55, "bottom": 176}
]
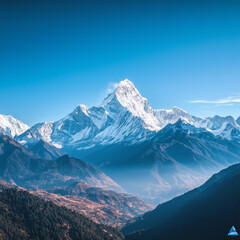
[
  {"left": 196, "top": 115, "right": 238, "bottom": 131},
  {"left": 216, "top": 123, "right": 240, "bottom": 141},
  {"left": 0, "top": 114, "right": 29, "bottom": 138},
  {"left": 154, "top": 108, "right": 240, "bottom": 139},
  {"left": 103, "top": 79, "right": 162, "bottom": 131},
  {"left": 192, "top": 115, "right": 240, "bottom": 140},
  {"left": 16, "top": 79, "right": 159, "bottom": 148},
  {"left": 15, "top": 79, "right": 240, "bottom": 150},
  {"left": 17, "top": 122, "right": 54, "bottom": 145},
  {"left": 154, "top": 106, "right": 200, "bottom": 126}
]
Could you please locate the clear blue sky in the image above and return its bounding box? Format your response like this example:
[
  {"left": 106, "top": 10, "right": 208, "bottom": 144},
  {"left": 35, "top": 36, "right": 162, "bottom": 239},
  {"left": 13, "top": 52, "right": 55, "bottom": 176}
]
[{"left": 1, "top": 0, "right": 240, "bottom": 126}]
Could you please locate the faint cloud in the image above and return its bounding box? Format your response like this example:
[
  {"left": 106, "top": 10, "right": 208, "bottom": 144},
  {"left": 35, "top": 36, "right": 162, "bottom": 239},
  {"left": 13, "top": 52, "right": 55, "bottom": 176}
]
[
  {"left": 106, "top": 82, "right": 119, "bottom": 94},
  {"left": 97, "top": 82, "right": 119, "bottom": 105},
  {"left": 190, "top": 95, "right": 240, "bottom": 106},
  {"left": 214, "top": 103, "right": 235, "bottom": 107}
]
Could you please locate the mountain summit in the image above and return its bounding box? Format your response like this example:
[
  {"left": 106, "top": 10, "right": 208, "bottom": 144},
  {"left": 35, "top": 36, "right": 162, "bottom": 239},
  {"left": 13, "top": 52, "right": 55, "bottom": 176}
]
[{"left": 102, "top": 79, "right": 161, "bottom": 131}]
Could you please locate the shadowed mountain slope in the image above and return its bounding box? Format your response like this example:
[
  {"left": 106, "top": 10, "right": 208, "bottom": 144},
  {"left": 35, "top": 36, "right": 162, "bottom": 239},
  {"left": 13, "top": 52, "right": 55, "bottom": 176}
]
[
  {"left": 82, "top": 120, "right": 240, "bottom": 203},
  {"left": 28, "top": 139, "right": 65, "bottom": 160},
  {"left": 0, "top": 134, "right": 123, "bottom": 192},
  {"left": 122, "top": 163, "right": 240, "bottom": 240}
]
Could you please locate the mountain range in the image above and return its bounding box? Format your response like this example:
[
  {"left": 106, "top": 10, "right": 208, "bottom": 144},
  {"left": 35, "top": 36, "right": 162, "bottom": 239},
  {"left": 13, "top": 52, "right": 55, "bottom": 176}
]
[
  {"left": 0, "top": 133, "right": 153, "bottom": 227},
  {"left": 84, "top": 119, "right": 240, "bottom": 203},
  {"left": 1, "top": 79, "right": 240, "bottom": 239},
  {"left": 2, "top": 79, "right": 240, "bottom": 203},
  {"left": 0, "top": 134, "right": 122, "bottom": 192},
  {"left": 13, "top": 80, "right": 240, "bottom": 150}
]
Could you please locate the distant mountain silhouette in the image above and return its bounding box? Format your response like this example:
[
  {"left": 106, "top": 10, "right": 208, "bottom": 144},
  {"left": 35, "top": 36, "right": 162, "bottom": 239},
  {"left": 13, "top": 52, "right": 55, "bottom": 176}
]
[
  {"left": 0, "top": 134, "right": 122, "bottom": 192},
  {"left": 83, "top": 120, "right": 240, "bottom": 203},
  {"left": 28, "top": 139, "right": 65, "bottom": 160}
]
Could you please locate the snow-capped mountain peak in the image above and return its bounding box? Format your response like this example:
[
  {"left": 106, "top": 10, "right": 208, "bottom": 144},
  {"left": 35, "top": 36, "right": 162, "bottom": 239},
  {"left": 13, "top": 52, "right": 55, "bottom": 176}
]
[
  {"left": 102, "top": 79, "right": 144, "bottom": 107},
  {"left": 75, "top": 104, "right": 89, "bottom": 116},
  {"left": 0, "top": 114, "right": 29, "bottom": 138},
  {"left": 172, "top": 106, "right": 188, "bottom": 113},
  {"left": 102, "top": 79, "right": 161, "bottom": 131},
  {"left": 115, "top": 79, "right": 152, "bottom": 114}
]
